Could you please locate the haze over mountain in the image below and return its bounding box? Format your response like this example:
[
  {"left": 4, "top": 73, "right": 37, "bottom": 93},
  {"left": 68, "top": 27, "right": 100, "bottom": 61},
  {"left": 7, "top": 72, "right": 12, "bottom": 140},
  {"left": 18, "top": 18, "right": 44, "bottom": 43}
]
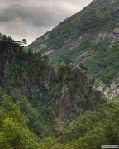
[{"left": 0, "top": 0, "right": 92, "bottom": 44}]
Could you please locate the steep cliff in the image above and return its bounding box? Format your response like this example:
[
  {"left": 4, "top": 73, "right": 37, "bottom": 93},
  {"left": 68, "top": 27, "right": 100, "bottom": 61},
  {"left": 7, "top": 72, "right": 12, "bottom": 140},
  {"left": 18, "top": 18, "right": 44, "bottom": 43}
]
[{"left": 54, "top": 64, "right": 103, "bottom": 131}]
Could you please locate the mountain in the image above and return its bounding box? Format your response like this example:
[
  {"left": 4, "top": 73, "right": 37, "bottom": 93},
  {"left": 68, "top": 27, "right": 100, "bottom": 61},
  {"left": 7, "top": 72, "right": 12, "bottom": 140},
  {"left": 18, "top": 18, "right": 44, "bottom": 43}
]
[
  {"left": 28, "top": 0, "right": 119, "bottom": 98},
  {"left": 1, "top": 0, "right": 119, "bottom": 148},
  {"left": 0, "top": 33, "right": 103, "bottom": 138},
  {"left": 1, "top": 33, "right": 119, "bottom": 149}
]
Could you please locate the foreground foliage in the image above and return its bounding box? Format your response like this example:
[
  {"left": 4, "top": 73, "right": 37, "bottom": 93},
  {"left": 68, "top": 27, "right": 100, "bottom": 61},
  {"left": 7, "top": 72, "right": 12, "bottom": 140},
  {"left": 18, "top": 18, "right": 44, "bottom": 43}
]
[
  {"left": 0, "top": 95, "right": 40, "bottom": 149},
  {"left": 39, "top": 103, "right": 119, "bottom": 149},
  {"left": 0, "top": 95, "right": 119, "bottom": 149}
]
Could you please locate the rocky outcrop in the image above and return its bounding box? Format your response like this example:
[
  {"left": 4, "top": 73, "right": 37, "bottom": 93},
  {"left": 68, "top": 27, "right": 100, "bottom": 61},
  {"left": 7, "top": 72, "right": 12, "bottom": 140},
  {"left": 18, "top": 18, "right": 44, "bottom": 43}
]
[
  {"left": 94, "top": 25, "right": 119, "bottom": 43},
  {"left": 72, "top": 51, "right": 94, "bottom": 67},
  {"left": 93, "top": 75, "right": 119, "bottom": 100},
  {"left": 47, "top": 33, "right": 88, "bottom": 52},
  {"left": 57, "top": 66, "right": 103, "bottom": 126}
]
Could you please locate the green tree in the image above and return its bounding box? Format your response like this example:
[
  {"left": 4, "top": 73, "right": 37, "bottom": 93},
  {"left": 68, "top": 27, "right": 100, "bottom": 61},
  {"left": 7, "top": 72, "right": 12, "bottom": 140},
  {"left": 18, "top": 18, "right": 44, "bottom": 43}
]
[{"left": 0, "top": 95, "right": 40, "bottom": 149}]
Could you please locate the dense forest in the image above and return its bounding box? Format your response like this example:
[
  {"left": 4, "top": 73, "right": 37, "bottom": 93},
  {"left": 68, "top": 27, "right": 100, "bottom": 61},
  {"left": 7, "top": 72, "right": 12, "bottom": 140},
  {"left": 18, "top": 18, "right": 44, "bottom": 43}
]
[
  {"left": 0, "top": 94, "right": 119, "bottom": 148},
  {"left": 0, "top": 32, "right": 119, "bottom": 148}
]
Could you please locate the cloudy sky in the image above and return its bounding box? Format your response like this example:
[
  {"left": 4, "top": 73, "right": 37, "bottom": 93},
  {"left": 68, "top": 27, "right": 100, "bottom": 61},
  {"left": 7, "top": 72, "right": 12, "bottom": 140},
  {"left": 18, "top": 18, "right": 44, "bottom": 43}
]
[{"left": 0, "top": 0, "right": 93, "bottom": 45}]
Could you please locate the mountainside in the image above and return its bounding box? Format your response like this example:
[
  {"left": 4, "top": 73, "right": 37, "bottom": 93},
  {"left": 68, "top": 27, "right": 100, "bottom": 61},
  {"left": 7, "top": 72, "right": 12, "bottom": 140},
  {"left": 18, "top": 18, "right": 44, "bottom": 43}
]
[
  {"left": 1, "top": 33, "right": 119, "bottom": 149},
  {"left": 0, "top": 33, "right": 103, "bottom": 138},
  {"left": 1, "top": 0, "right": 119, "bottom": 148},
  {"left": 28, "top": 0, "right": 119, "bottom": 98}
]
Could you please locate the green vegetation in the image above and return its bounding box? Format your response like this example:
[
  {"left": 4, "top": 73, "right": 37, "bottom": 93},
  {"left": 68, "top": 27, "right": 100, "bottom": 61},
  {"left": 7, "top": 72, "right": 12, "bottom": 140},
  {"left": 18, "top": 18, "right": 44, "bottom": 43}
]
[
  {"left": 0, "top": 33, "right": 56, "bottom": 138},
  {"left": 30, "top": 0, "right": 119, "bottom": 51},
  {"left": 1, "top": 94, "right": 119, "bottom": 149},
  {"left": 0, "top": 31, "right": 119, "bottom": 148},
  {"left": 39, "top": 103, "right": 119, "bottom": 148},
  {"left": 0, "top": 95, "right": 40, "bottom": 149},
  {"left": 110, "top": 95, "right": 119, "bottom": 103},
  {"left": 0, "top": 33, "right": 102, "bottom": 138},
  {"left": 1, "top": 0, "right": 119, "bottom": 147},
  {"left": 28, "top": 0, "right": 119, "bottom": 86},
  {"left": 48, "top": 40, "right": 98, "bottom": 70},
  {"left": 48, "top": 39, "right": 119, "bottom": 86},
  {"left": 85, "top": 41, "right": 119, "bottom": 85}
]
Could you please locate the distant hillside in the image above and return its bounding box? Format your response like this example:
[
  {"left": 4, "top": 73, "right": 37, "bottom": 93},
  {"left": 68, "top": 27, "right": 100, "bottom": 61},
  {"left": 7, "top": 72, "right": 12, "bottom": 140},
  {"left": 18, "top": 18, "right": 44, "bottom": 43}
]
[{"left": 28, "top": 0, "right": 119, "bottom": 89}]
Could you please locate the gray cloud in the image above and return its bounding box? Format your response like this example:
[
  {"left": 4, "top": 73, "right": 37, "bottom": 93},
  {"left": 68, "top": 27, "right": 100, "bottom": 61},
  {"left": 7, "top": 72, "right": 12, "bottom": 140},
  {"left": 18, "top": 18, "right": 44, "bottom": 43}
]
[
  {"left": 0, "top": 6, "right": 69, "bottom": 26},
  {"left": 0, "top": 0, "right": 93, "bottom": 44}
]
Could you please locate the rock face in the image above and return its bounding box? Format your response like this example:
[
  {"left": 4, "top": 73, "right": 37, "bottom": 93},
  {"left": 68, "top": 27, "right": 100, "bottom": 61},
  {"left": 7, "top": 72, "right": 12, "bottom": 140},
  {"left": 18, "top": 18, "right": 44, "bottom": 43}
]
[
  {"left": 94, "top": 75, "right": 119, "bottom": 100},
  {"left": 94, "top": 26, "right": 119, "bottom": 43},
  {"left": 104, "top": 77, "right": 119, "bottom": 100},
  {"left": 56, "top": 65, "right": 103, "bottom": 125},
  {"left": 46, "top": 33, "right": 88, "bottom": 52},
  {"left": 72, "top": 51, "right": 94, "bottom": 67}
]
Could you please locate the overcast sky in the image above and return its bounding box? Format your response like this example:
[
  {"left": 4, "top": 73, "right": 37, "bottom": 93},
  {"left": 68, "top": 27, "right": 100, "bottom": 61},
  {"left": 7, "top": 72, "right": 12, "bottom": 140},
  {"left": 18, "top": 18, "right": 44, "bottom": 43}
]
[{"left": 0, "top": 0, "right": 93, "bottom": 44}]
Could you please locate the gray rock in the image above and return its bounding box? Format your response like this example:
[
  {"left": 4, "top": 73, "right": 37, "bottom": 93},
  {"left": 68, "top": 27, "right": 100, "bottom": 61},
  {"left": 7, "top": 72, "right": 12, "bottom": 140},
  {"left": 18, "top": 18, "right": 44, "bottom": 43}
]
[
  {"left": 72, "top": 51, "right": 94, "bottom": 67},
  {"left": 94, "top": 26, "right": 119, "bottom": 43}
]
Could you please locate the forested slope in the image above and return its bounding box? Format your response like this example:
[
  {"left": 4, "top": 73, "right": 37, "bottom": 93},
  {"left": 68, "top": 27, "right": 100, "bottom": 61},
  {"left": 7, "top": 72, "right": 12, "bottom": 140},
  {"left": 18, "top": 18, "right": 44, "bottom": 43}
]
[
  {"left": 1, "top": 0, "right": 119, "bottom": 148},
  {"left": 0, "top": 33, "right": 103, "bottom": 139},
  {"left": 28, "top": 0, "right": 119, "bottom": 87}
]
